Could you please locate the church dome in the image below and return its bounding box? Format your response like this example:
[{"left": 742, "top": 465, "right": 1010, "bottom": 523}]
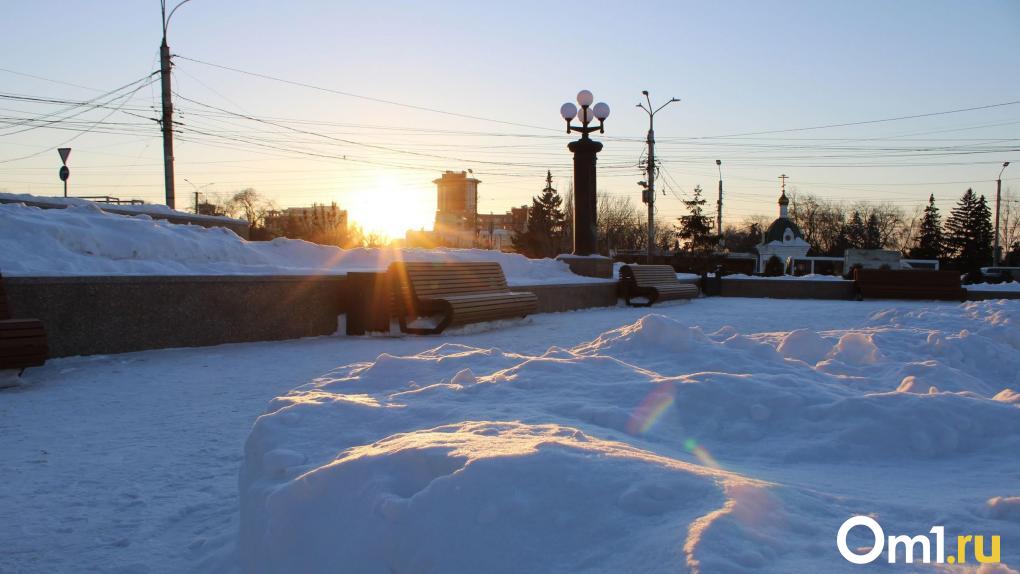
[{"left": 763, "top": 217, "right": 803, "bottom": 244}]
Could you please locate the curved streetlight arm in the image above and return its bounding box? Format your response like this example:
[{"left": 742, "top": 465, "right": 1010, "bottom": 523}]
[
  {"left": 183, "top": 178, "right": 215, "bottom": 192},
  {"left": 162, "top": 0, "right": 194, "bottom": 39},
  {"left": 637, "top": 97, "right": 681, "bottom": 117},
  {"left": 654, "top": 98, "right": 681, "bottom": 115},
  {"left": 999, "top": 161, "right": 1010, "bottom": 179}
]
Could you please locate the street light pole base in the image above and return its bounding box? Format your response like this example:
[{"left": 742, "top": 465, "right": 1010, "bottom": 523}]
[{"left": 557, "top": 254, "right": 613, "bottom": 279}]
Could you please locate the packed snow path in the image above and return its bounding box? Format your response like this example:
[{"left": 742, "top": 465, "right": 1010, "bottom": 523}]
[{"left": 1, "top": 298, "right": 1018, "bottom": 573}]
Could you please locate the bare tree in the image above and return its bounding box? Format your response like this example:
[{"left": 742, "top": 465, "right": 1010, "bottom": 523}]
[
  {"left": 722, "top": 217, "right": 767, "bottom": 253},
  {"left": 225, "top": 188, "right": 275, "bottom": 229},
  {"left": 787, "top": 192, "right": 908, "bottom": 254},
  {"left": 851, "top": 201, "right": 905, "bottom": 250},
  {"left": 997, "top": 189, "right": 1020, "bottom": 257},
  {"left": 598, "top": 194, "right": 641, "bottom": 253}
]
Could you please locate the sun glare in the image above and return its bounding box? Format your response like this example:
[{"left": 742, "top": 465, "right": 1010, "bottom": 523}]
[{"left": 345, "top": 175, "right": 434, "bottom": 242}]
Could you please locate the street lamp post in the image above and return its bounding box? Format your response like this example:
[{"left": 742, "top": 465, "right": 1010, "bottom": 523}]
[
  {"left": 559, "top": 90, "right": 610, "bottom": 256},
  {"left": 994, "top": 161, "right": 1010, "bottom": 265},
  {"left": 637, "top": 91, "right": 680, "bottom": 261},
  {"left": 184, "top": 178, "right": 215, "bottom": 214},
  {"left": 716, "top": 159, "right": 723, "bottom": 243},
  {"left": 159, "top": 0, "right": 193, "bottom": 210}
]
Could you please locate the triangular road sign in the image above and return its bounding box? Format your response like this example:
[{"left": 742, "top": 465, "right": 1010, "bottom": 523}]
[{"left": 58, "top": 147, "right": 71, "bottom": 164}]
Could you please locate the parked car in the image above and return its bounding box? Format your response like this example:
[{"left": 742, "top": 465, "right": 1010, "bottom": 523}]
[{"left": 980, "top": 267, "right": 1020, "bottom": 284}]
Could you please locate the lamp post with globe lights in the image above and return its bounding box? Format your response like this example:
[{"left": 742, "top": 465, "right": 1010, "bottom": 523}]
[{"left": 559, "top": 90, "right": 610, "bottom": 256}]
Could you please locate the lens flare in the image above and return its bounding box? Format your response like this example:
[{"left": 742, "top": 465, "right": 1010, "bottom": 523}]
[
  {"left": 683, "top": 438, "right": 721, "bottom": 469},
  {"left": 626, "top": 384, "right": 675, "bottom": 435}
]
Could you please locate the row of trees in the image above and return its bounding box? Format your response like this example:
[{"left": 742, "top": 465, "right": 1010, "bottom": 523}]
[
  {"left": 747, "top": 187, "right": 1015, "bottom": 273},
  {"left": 511, "top": 172, "right": 1018, "bottom": 274},
  {"left": 909, "top": 189, "right": 996, "bottom": 271},
  {"left": 512, "top": 174, "right": 676, "bottom": 258}
]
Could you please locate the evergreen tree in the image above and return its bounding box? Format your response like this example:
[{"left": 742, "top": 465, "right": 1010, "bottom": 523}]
[
  {"left": 512, "top": 171, "right": 565, "bottom": 258},
  {"left": 676, "top": 185, "right": 715, "bottom": 254},
  {"left": 945, "top": 188, "right": 994, "bottom": 273},
  {"left": 966, "top": 194, "right": 991, "bottom": 267},
  {"left": 910, "top": 194, "right": 943, "bottom": 260},
  {"left": 864, "top": 213, "right": 882, "bottom": 249},
  {"left": 845, "top": 211, "right": 866, "bottom": 249}
]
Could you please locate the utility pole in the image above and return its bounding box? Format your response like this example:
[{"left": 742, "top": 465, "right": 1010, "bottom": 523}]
[
  {"left": 159, "top": 1, "right": 192, "bottom": 210},
  {"left": 994, "top": 161, "right": 1010, "bottom": 265},
  {"left": 637, "top": 91, "right": 680, "bottom": 262},
  {"left": 716, "top": 159, "right": 723, "bottom": 239}
]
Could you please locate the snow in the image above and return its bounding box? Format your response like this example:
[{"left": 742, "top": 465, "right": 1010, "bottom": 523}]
[
  {"left": 238, "top": 300, "right": 1019, "bottom": 573},
  {"left": 0, "top": 192, "right": 247, "bottom": 224},
  {"left": 4, "top": 298, "right": 1018, "bottom": 573},
  {"left": 968, "top": 281, "right": 1020, "bottom": 292},
  {"left": 724, "top": 273, "right": 850, "bottom": 281},
  {"left": 0, "top": 201, "right": 601, "bottom": 285}
]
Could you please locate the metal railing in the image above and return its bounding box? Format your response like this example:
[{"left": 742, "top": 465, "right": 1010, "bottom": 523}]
[{"left": 76, "top": 195, "right": 146, "bottom": 206}]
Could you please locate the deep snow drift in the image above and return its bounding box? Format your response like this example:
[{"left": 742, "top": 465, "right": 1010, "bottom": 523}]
[
  {"left": 0, "top": 192, "right": 248, "bottom": 223},
  {"left": 0, "top": 200, "right": 592, "bottom": 284},
  {"left": 240, "top": 300, "right": 1020, "bottom": 573}
]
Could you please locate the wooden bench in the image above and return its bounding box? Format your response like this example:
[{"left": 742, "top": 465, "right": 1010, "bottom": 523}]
[
  {"left": 619, "top": 264, "right": 699, "bottom": 307},
  {"left": 0, "top": 273, "right": 48, "bottom": 375},
  {"left": 388, "top": 262, "right": 538, "bottom": 334},
  {"left": 854, "top": 268, "right": 966, "bottom": 301}
]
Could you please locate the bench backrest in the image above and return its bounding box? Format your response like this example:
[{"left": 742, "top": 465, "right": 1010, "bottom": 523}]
[
  {"left": 854, "top": 268, "right": 961, "bottom": 288},
  {"left": 620, "top": 264, "right": 678, "bottom": 286},
  {"left": 390, "top": 261, "right": 511, "bottom": 302}
]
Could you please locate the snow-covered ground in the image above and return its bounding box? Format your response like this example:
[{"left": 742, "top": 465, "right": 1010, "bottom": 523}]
[
  {"left": 969, "top": 281, "right": 1020, "bottom": 292},
  {"left": 3, "top": 298, "right": 1017, "bottom": 573},
  {"left": 0, "top": 201, "right": 598, "bottom": 284}
]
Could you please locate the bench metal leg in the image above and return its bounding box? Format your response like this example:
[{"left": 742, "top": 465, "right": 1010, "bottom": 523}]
[{"left": 397, "top": 303, "right": 452, "bottom": 335}]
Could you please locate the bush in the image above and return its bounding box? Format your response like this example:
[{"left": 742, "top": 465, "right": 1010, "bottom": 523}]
[{"left": 764, "top": 255, "right": 784, "bottom": 277}]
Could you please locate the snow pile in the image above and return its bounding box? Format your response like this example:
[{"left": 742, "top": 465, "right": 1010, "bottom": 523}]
[
  {"left": 0, "top": 191, "right": 246, "bottom": 223},
  {"left": 723, "top": 273, "right": 850, "bottom": 281},
  {"left": 0, "top": 201, "right": 593, "bottom": 284},
  {"left": 239, "top": 301, "right": 1020, "bottom": 573}
]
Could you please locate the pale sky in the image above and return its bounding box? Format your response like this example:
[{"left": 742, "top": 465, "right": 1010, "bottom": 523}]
[{"left": 2, "top": 0, "right": 1018, "bottom": 237}]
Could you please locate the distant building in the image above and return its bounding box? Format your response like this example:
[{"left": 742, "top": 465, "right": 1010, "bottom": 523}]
[
  {"left": 430, "top": 171, "right": 480, "bottom": 247},
  {"left": 477, "top": 205, "right": 528, "bottom": 234},
  {"left": 756, "top": 182, "right": 809, "bottom": 272},
  {"left": 264, "top": 203, "right": 349, "bottom": 245},
  {"left": 477, "top": 206, "right": 529, "bottom": 251},
  {"left": 404, "top": 171, "right": 529, "bottom": 250}
]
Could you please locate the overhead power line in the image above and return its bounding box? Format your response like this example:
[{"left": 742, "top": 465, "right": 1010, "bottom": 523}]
[
  {"left": 691, "top": 100, "right": 1020, "bottom": 139},
  {"left": 175, "top": 55, "right": 557, "bottom": 133}
]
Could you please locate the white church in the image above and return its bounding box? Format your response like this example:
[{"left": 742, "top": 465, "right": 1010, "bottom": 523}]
[{"left": 756, "top": 175, "right": 810, "bottom": 272}]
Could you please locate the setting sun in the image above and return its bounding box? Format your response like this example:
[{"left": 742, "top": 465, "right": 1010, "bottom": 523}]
[{"left": 343, "top": 175, "right": 435, "bottom": 241}]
